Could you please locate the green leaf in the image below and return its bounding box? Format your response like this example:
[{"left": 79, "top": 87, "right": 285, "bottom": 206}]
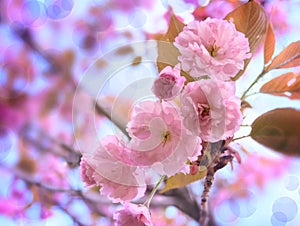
[
  {"left": 251, "top": 108, "right": 300, "bottom": 156},
  {"left": 160, "top": 166, "right": 207, "bottom": 193},
  {"left": 225, "top": 0, "right": 267, "bottom": 80}
]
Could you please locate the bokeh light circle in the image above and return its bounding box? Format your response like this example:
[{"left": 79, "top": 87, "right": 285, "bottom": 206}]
[
  {"left": 214, "top": 198, "right": 238, "bottom": 223},
  {"left": 229, "top": 189, "right": 257, "bottom": 218},
  {"left": 272, "top": 197, "right": 298, "bottom": 222},
  {"left": 6, "top": 0, "right": 47, "bottom": 27},
  {"left": 128, "top": 9, "right": 147, "bottom": 28},
  {"left": 284, "top": 175, "right": 299, "bottom": 191},
  {"left": 20, "top": 0, "right": 47, "bottom": 27},
  {"left": 271, "top": 212, "right": 288, "bottom": 226},
  {"left": 46, "top": 0, "right": 74, "bottom": 20}
]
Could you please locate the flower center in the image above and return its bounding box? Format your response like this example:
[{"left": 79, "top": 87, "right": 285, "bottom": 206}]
[
  {"left": 198, "top": 104, "right": 210, "bottom": 118},
  {"left": 161, "top": 73, "right": 176, "bottom": 82},
  {"left": 207, "top": 41, "right": 220, "bottom": 57},
  {"left": 162, "top": 131, "right": 171, "bottom": 147}
]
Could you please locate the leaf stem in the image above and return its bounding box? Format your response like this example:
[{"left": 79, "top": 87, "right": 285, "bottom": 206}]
[
  {"left": 144, "top": 175, "right": 166, "bottom": 208},
  {"left": 244, "top": 92, "right": 260, "bottom": 98},
  {"left": 240, "top": 69, "right": 267, "bottom": 101},
  {"left": 240, "top": 124, "right": 251, "bottom": 127},
  {"left": 232, "top": 134, "right": 250, "bottom": 141}
]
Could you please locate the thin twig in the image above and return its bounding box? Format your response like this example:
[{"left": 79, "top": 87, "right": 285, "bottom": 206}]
[
  {"left": 240, "top": 69, "right": 267, "bottom": 101},
  {"left": 54, "top": 202, "right": 89, "bottom": 226},
  {"left": 95, "top": 102, "right": 130, "bottom": 139}
]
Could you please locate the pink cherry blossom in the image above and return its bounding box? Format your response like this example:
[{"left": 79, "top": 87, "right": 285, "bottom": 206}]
[
  {"left": 81, "top": 136, "right": 146, "bottom": 203},
  {"left": 113, "top": 203, "right": 153, "bottom": 226},
  {"left": 174, "top": 18, "right": 251, "bottom": 81},
  {"left": 80, "top": 157, "right": 97, "bottom": 187},
  {"left": 126, "top": 100, "right": 201, "bottom": 176},
  {"left": 151, "top": 65, "right": 186, "bottom": 101},
  {"left": 180, "top": 79, "right": 242, "bottom": 142}
]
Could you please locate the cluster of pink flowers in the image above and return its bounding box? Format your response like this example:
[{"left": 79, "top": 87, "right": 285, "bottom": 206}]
[{"left": 80, "top": 17, "right": 249, "bottom": 225}]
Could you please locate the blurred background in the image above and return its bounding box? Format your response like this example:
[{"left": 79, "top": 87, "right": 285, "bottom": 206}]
[{"left": 1, "top": 0, "right": 300, "bottom": 225}]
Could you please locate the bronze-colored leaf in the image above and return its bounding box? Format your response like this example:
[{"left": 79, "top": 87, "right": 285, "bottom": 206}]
[
  {"left": 251, "top": 108, "right": 300, "bottom": 156},
  {"left": 160, "top": 167, "right": 207, "bottom": 193},
  {"left": 260, "top": 72, "right": 300, "bottom": 99},
  {"left": 116, "top": 46, "right": 134, "bottom": 55},
  {"left": 264, "top": 22, "right": 275, "bottom": 65},
  {"left": 132, "top": 56, "right": 142, "bottom": 66},
  {"left": 266, "top": 41, "right": 300, "bottom": 71},
  {"left": 162, "top": 11, "right": 185, "bottom": 43},
  {"left": 225, "top": 1, "right": 267, "bottom": 80},
  {"left": 241, "top": 100, "right": 253, "bottom": 109},
  {"left": 157, "top": 11, "right": 184, "bottom": 72}
]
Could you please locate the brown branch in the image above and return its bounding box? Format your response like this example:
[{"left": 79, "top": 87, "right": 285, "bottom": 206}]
[
  {"left": 94, "top": 102, "right": 130, "bottom": 139},
  {"left": 21, "top": 126, "right": 82, "bottom": 167},
  {"left": 161, "top": 187, "right": 200, "bottom": 221},
  {"left": 199, "top": 141, "right": 224, "bottom": 226},
  {"left": 200, "top": 167, "right": 215, "bottom": 226}
]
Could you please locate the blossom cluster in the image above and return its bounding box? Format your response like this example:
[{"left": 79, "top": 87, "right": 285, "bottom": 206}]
[{"left": 80, "top": 17, "right": 250, "bottom": 225}]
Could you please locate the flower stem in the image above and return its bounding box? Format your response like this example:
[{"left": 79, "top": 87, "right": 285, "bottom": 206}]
[
  {"left": 144, "top": 175, "right": 166, "bottom": 208},
  {"left": 240, "top": 68, "right": 267, "bottom": 101}
]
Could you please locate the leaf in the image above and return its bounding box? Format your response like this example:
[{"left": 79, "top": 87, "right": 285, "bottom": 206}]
[
  {"left": 225, "top": 1, "right": 267, "bottom": 80},
  {"left": 160, "top": 167, "right": 207, "bottom": 193},
  {"left": 157, "top": 11, "right": 184, "bottom": 72},
  {"left": 251, "top": 108, "right": 300, "bottom": 156},
  {"left": 132, "top": 56, "right": 142, "bottom": 66},
  {"left": 266, "top": 41, "right": 300, "bottom": 71},
  {"left": 260, "top": 72, "right": 300, "bottom": 99},
  {"left": 264, "top": 22, "right": 276, "bottom": 65},
  {"left": 241, "top": 100, "right": 253, "bottom": 109}
]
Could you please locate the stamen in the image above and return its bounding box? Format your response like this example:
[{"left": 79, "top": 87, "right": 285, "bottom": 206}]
[
  {"left": 207, "top": 41, "right": 220, "bottom": 57},
  {"left": 162, "top": 131, "right": 171, "bottom": 147}
]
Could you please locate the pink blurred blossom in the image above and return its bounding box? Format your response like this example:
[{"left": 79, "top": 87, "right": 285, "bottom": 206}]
[
  {"left": 0, "top": 94, "right": 39, "bottom": 132},
  {"left": 265, "top": 1, "right": 289, "bottom": 33},
  {"left": 126, "top": 100, "right": 201, "bottom": 176},
  {"left": 212, "top": 154, "right": 292, "bottom": 208},
  {"left": 180, "top": 79, "right": 242, "bottom": 142},
  {"left": 0, "top": 197, "right": 23, "bottom": 217},
  {"left": 174, "top": 18, "right": 251, "bottom": 81},
  {"left": 110, "top": 0, "right": 154, "bottom": 12},
  {"left": 113, "top": 203, "right": 153, "bottom": 226},
  {"left": 152, "top": 65, "right": 186, "bottom": 101},
  {"left": 39, "top": 154, "right": 69, "bottom": 189},
  {"left": 235, "top": 154, "right": 292, "bottom": 189},
  {"left": 192, "top": 1, "right": 233, "bottom": 20}
]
